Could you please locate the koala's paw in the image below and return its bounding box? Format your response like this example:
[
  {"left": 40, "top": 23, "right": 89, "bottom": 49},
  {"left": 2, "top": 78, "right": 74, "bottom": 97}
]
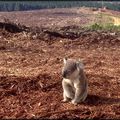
[
  {"left": 71, "top": 100, "right": 78, "bottom": 105},
  {"left": 62, "top": 99, "right": 69, "bottom": 103}
]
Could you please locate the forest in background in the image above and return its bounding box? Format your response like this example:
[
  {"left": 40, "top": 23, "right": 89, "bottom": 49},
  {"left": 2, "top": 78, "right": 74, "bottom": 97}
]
[{"left": 0, "top": 1, "right": 119, "bottom": 12}]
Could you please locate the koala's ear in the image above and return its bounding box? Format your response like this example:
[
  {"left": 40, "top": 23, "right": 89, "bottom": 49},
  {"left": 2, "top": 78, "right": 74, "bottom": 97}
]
[
  {"left": 76, "top": 62, "right": 80, "bottom": 71},
  {"left": 78, "top": 58, "right": 81, "bottom": 62},
  {"left": 76, "top": 61, "right": 84, "bottom": 71},
  {"left": 63, "top": 57, "right": 67, "bottom": 64}
]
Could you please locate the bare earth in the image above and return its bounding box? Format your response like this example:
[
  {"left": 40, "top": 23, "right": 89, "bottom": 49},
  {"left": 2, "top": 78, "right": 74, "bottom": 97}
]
[
  {"left": 0, "top": 7, "right": 120, "bottom": 119},
  {"left": 0, "top": 7, "right": 119, "bottom": 28}
]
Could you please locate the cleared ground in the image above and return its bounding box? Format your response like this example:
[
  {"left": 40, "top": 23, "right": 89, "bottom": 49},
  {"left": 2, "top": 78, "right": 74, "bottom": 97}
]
[{"left": 0, "top": 7, "right": 120, "bottom": 119}]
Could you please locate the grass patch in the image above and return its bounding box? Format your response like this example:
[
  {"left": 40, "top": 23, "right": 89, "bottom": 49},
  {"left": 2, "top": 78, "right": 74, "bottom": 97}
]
[{"left": 88, "top": 23, "right": 120, "bottom": 31}]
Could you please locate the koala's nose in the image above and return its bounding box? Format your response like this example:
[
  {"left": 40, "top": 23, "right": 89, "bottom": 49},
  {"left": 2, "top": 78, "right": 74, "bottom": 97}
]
[{"left": 62, "top": 71, "right": 67, "bottom": 78}]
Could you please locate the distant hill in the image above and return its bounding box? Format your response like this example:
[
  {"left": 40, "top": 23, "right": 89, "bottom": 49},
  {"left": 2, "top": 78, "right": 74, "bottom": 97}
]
[{"left": 0, "top": 1, "right": 119, "bottom": 12}]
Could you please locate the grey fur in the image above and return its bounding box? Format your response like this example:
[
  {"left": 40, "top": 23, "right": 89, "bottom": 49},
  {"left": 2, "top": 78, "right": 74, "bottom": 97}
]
[{"left": 62, "top": 58, "right": 88, "bottom": 105}]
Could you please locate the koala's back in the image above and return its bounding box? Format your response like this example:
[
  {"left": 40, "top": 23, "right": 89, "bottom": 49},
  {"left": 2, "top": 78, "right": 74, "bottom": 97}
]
[{"left": 78, "top": 69, "right": 87, "bottom": 91}]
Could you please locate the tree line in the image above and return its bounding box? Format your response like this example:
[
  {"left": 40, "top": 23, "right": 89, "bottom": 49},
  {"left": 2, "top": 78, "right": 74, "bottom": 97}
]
[{"left": 0, "top": 1, "right": 119, "bottom": 11}]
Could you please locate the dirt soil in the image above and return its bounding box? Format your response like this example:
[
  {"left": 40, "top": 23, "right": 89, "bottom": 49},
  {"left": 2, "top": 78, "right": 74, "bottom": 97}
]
[
  {"left": 0, "top": 7, "right": 120, "bottom": 28},
  {"left": 0, "top": 8, "right": 120, "bottom": 119}
]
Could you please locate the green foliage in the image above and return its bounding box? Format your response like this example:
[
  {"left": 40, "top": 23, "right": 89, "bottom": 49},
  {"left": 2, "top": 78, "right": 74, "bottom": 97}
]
[
  {"left": 90, "top": 23, "right": 103, "bottom": 30},
  {"left": 0, "top": 1, "right": 119, "bottom": 11},
  {"left": 88, "top": 23, "right": 120, "bottom": 31}
]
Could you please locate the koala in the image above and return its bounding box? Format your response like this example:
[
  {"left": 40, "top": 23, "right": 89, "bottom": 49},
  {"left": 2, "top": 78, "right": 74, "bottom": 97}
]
[{"left": 62, "top": 57, "right": 88, "bottom": 105}]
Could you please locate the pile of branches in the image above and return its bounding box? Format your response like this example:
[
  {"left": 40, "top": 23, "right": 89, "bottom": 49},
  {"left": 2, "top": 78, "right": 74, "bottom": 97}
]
[{"left": 0, "top": 18, "right": 29, "bottom": 33}]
